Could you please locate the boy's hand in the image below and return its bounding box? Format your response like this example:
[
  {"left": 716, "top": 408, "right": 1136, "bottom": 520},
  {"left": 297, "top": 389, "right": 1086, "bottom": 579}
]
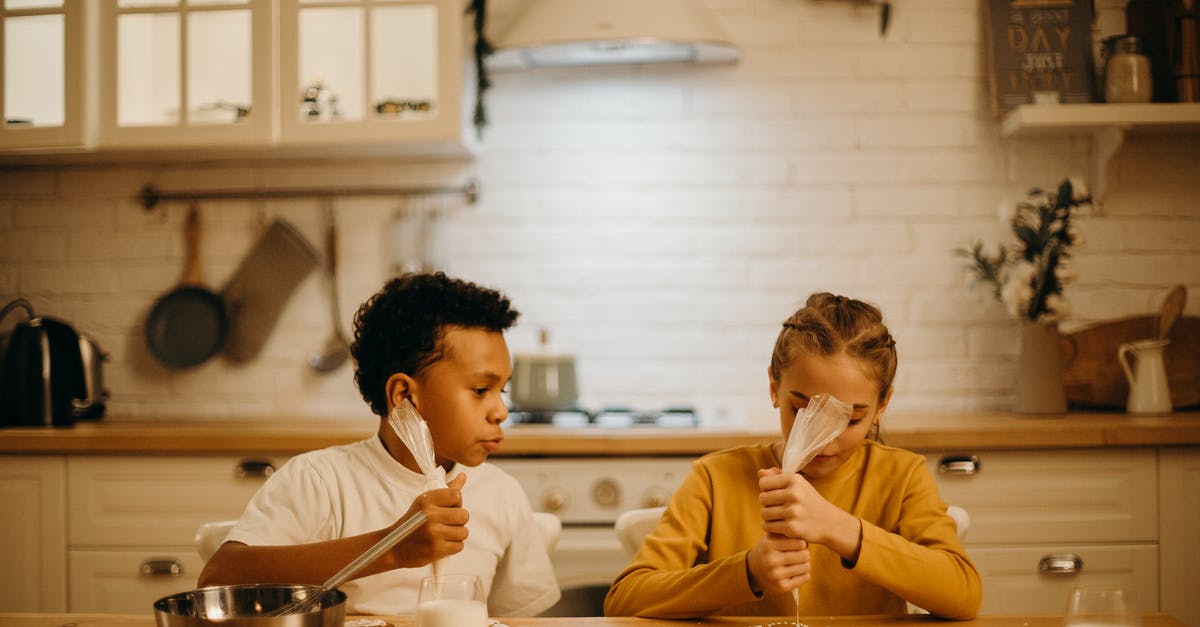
[
  {"left": 758, "top": 467, "right": 863, "bottom": 563},
  {"left": 389, "top": 473, "right": 470, "bottom": 568},
  {"left": 746, "top": 532, "right": 810, "bottom": 595}
]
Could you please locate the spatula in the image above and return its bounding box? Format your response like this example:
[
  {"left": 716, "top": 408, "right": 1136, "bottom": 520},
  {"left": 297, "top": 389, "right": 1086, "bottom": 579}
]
[{"left": 1158, "top": 285, "right": 1187, "bottom": 340}]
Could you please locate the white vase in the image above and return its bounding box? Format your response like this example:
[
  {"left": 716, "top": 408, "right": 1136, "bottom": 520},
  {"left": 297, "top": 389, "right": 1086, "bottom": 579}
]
[{"left": 1014, "top": 321, "right": 1068, "bottom": 414}]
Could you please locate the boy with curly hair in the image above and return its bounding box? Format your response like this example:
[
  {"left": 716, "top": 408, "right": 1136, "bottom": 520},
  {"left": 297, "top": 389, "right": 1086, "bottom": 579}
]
[{"left": 200, "top": 272, "right": 560, "bottom": 617}]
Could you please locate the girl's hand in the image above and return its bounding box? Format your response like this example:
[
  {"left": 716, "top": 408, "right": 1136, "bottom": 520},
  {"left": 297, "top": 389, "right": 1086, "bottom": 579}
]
[
  {"left": 758, "top": 468, "right": 863, "bottom": 562},
  {"left": 746, "top": 532, "right": 810, "bottom": 595},
  {"left": 389, "top": 473, "right": 470, "bottom": 568}
]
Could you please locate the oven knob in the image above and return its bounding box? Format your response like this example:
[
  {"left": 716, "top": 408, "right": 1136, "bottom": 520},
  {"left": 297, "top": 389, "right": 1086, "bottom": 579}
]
[
  {"left": 592, "top": 478, "right": 621, "bottom": 508},
  {"left": 542, "top": 490, "right": 567, "bottom": 513},
  {"left": 642, "top": 488, "right": 670, "bottom": 508}
]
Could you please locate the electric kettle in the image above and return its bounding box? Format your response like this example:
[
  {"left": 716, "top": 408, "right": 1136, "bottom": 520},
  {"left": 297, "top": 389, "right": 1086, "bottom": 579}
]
[
  {"left": 0, "top": 299, "right": 108, "bottom": 427},
  {"left": 510, "top": 329, "right": 578, "bottom": 413}
]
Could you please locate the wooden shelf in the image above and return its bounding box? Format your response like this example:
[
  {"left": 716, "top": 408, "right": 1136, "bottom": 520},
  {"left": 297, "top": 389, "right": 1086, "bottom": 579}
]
[{"left": 999, "top": 103, "right": 1200, "bottom": 203}]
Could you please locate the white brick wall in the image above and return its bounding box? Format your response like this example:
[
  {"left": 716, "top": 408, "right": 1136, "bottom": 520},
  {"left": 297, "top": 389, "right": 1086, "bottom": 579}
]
[{"left": 0, "top": 1, "right": 1197, "bottom": 429}]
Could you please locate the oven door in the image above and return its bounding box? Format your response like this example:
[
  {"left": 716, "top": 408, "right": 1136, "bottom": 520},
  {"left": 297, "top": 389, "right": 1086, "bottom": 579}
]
[{"left": 540, "top": 525, "right": 630, "bottom": 617}]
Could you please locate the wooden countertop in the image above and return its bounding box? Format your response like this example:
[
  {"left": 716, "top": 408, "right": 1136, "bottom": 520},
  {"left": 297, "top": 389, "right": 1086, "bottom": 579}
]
[
  {"left": 0, "top": 613, "right": 1185, "bottom": 627},
  {"left": 1, "top": 411, "right": 1199, "bottom": 456}
]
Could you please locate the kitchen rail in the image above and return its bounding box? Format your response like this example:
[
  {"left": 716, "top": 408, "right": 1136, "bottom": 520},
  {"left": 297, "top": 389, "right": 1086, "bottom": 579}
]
[
  {"left": 138, "top": 179, "right": 479, "bottom": 210},
  {"left": 1, "top": 411, "right": 1198, "bottom": 456}
]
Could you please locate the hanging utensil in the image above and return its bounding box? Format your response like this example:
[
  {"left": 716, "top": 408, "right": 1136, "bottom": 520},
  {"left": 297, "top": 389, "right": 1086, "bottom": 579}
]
[
  {"left": 144, "top": 203, "right": 230, "bottom": 369},
  {"left": 309, "top": 198, "right": 351, "bottom": 373}
]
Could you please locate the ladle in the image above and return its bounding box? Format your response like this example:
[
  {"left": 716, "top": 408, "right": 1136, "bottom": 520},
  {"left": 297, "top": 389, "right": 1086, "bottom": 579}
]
[
  {"left": 1158, "top": 285, "right": 1187, "bottom": 340},
  {"left": 309, "top": 198, "right": 351, "bottom": 373}
]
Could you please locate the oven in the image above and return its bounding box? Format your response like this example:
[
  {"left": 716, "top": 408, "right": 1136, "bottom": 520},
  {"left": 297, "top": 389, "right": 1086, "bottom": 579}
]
[{"left": 491, "top": 455, "right": 695, "bottom": 616}]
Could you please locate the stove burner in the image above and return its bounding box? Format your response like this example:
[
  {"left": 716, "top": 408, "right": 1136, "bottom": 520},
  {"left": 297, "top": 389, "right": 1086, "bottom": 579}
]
[{"left": 506, "top": 406, "right": 698, "bottom": 429}]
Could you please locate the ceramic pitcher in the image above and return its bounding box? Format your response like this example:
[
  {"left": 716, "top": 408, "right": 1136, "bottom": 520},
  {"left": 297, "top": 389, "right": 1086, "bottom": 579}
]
[{"left": 1117, "top": 338, "right": 1172, "bottom": 415}]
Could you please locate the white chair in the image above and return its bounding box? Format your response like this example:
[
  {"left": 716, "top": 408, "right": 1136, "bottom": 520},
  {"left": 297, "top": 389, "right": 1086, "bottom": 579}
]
[
  {"left": 196, "top": 512, "right": 563, "bottom": 563},
  {"left": 614, "top": 506, "right": 666, "bottom": 557},
  {"left": 196, "top": 519, "right": 238, "bottom": 562}
]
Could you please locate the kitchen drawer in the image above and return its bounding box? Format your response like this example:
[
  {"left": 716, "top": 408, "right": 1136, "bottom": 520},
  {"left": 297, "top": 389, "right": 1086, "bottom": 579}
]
[
  {"left": 67, "top": 455, "right": 286, "bottom": 546},
  {"left": 970, "top": 544, "right": 1158, "bottom": 615},
  {"left": 926, "top": 448, "right": 1157, "bottom": 544},
  {"left": 68, "top": 549, "right": 202, "bottom": 613}
]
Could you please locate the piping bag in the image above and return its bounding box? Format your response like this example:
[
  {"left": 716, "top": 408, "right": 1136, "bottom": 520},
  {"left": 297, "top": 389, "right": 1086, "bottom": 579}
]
[
  {"left": 388, "top": 397, "right": 448, "bottom": 576},
  {"left": 777, "top": 393, "right": 853, "bottom": 621}
]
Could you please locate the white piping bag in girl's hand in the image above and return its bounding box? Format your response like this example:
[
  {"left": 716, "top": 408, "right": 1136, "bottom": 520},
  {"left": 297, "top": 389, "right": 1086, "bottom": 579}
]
[
  {"left": 776, "top": 392, "right": 853, "bottom": 625},
  {"left": 387, "top": 397, "right": 448, "bottom": 575}
]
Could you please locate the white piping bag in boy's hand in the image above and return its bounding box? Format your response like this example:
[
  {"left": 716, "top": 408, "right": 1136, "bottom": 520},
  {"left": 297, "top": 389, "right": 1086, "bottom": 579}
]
[
  {"left": 776, "top": 392, "right": 853, "bottom": 624},
  {"left": 388, "top": 397, "right": 448, "bottom": 575}
]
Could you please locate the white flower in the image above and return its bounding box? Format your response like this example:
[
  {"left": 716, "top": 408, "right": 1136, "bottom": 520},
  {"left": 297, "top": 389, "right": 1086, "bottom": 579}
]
[
  {"left": 1068, "top": 177, "right": 1089, "bottom": 202},
  {"left": 1049, "top": 219, "right": 1065, "bottom": 234},
  {"left": 998, "top": 200, "right": 1017, "bottom": 223},
  {"left": 1068, "top": 225, "right": 1084, "bottom": 247},
  {"left": 1054, "top": 259, "right": 1075, "bottom": 282},
  {"left": 1000, "top": 274, "right": 1033, "bottom": 319},
  {"left": 1044, "top": 293, "right": 1070, "bottom": 318}
]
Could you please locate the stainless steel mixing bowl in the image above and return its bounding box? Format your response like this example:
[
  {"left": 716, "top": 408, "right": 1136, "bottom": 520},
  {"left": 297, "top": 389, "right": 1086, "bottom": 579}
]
[{"left": 153, "top": 583, "right": 347, "bottom": 626}]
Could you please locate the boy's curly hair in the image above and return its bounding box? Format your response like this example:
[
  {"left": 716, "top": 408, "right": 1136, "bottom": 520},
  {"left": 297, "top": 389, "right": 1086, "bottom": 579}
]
[{"left": 351, "top": 272, "right": 519, "bottom": 417}]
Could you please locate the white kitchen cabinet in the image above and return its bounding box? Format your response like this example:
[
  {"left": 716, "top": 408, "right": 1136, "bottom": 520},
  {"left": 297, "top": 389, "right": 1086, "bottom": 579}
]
[
  {"left": 1159, "top": 447, "right": 1200, "bottom": 627},
  {"left": 277, "top": 0, "right": 475, "bottom": 155},
  {"left": 926, "top": 448, "right": 1159, "bottom": 616},
  {"left": 65, "top": 455, "right": 286, "bottom": 613},
  {"left": 1, "top": 0, "right": 474, "bottom": 159},
  {"left": 0, "top": 1, "right": 94, "bottom": 150},
  {"left": 0, "top": 455, "right": 67, "bottom": 612},
  {"left": 96, "top": 0, "right": 274, "bottom": 148}
]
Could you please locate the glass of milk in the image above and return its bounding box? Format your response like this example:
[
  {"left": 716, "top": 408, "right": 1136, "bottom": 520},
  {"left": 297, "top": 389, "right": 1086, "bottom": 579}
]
[{"left": 417, "top": 574, "right": 488, "bottom": 627}]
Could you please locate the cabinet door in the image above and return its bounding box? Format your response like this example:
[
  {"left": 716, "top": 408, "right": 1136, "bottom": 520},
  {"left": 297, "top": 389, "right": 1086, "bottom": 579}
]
[
  {"left": 0, "top": 1, "right": 92, "bottom": 149},
  {"left": 927, "top": 449, "right": 1158, "bottom": 543},
  {"left": 277, "top": 0, "right": 471, "bottom": 150},
  {"left": 0, "top": 455, "right": 67, "bottom": 612},
  {"left": 67, "top": 455, "right": 285, "bottom": 546},
  {"left": 971, "top": 544, "right": 1157, "bottom": 615},
  {"left": 1159, "top": 447, "right": 1200, "bottom": 627},
  {"left": 96, "top": 0, "right": 273, "bottom": 148},
  {"left": 69, "top": 549, "right": 203, "bottom": 614}
]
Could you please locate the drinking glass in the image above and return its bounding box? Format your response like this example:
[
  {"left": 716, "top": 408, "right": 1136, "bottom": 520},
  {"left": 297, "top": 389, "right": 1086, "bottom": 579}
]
[
  {"left": 416, "top": 574, "right": 488, "bottom": 627},
  {"left": 1064, "top": 585, "right": 1142, "bottom": 627}
]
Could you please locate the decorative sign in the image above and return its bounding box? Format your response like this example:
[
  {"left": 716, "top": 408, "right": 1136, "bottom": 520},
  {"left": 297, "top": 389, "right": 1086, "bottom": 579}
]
[{"left": 984, "top": 0, "right": 1096, "bottom": 114}]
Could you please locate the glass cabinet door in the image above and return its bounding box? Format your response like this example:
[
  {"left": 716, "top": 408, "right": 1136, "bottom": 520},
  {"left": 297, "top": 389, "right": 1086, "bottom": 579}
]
[
  {"left": 98, "top": 0, "right": 272, "bottom": 147},
  {"left": 278, "top": 0, "right": 466, "bottom": 147},
  {"left": 0, "top": 0, "right": 91, "bottom": 149}
]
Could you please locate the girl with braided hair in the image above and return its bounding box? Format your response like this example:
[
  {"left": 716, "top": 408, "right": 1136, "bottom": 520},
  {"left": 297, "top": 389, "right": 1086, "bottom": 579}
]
[{"left": 605, "top": 293, "right": 981, "bottom": 620}]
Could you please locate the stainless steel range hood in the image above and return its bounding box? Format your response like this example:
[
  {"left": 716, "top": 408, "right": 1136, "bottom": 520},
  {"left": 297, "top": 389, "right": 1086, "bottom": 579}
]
[{"left": 487, "top": 0, "right": 740, "bottom": 70}]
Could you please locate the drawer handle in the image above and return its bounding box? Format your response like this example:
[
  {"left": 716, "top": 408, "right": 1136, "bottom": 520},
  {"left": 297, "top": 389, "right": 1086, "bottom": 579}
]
[
  {"left": 938, "top": 455, "right": 980, "bottom": 475},
  {"left": 140, "top": 559, "right": 184, "bottom": 577},
  {"left": 235, "top": 460, "right": 276, "bottom": 479},
  {"left": 1038, "top": 553, "right": 1083, "bottom": 574}
]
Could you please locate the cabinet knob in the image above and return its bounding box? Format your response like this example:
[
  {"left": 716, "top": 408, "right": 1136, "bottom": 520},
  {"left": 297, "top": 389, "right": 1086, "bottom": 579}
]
[
  {"left": 235, "top": 460, "right": 276, "bottom": 479},
  {"left": 140, "top": 559, "right": 184, "bottom": 577},
  {"left": 543, "top": 490, "right": 567, "bottom": 513},
  {"left": 938, "top": 455, "right": 980, "bottom": 475},
  {"left": 1038, "top": 553, "right": 1083, "bottom": 574}
]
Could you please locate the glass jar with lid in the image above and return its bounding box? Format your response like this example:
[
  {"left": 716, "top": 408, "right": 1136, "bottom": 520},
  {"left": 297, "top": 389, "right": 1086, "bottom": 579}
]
[{"left": 1105, "top": 35, "right": 1154, "bottom": 103}]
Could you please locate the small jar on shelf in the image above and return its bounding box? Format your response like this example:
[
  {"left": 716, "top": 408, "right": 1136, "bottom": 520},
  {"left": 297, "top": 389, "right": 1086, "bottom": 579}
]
[{"left": 1105, "top": 35, "right": 1154, "bottom": 103}]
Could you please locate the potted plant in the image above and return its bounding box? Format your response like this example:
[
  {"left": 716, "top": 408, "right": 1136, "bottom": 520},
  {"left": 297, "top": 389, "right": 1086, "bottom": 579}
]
[{"left": 957, "top": 177, "right": 1092, "bottom": 413}]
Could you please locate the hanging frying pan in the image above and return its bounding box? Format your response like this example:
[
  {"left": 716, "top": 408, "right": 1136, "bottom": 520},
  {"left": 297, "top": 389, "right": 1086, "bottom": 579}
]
[{"left": 144, "top": 203, "right": 230, "bottom": 369}]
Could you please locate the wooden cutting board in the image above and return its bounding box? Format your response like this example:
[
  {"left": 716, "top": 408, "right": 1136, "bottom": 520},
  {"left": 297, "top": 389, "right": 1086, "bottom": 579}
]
[{"left": 1058, "top": 315, "right": 1200, "bottom": 410}]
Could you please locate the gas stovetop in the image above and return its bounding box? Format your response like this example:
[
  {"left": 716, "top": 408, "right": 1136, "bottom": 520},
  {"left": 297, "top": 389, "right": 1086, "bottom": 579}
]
[{"left": 505, "top": 406, "right": 698, "bottom": 429}]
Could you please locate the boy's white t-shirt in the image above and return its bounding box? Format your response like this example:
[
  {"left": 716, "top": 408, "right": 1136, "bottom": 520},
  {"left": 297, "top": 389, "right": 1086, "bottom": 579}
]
[{"left": 224, "top": 435, "right": 560, "bottom": 617}]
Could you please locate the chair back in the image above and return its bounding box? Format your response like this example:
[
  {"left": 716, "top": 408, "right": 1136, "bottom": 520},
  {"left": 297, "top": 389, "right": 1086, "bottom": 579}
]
[
  {"left": 195, "top": 519, "right": 238, "bottom": 562},
  {"left": 614, "top": 506, "right": 666, "bottom": 557}
]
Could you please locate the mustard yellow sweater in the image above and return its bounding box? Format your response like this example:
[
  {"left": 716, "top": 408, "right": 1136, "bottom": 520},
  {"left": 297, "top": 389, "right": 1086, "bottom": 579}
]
[{"left": 603, "top": 440, "right": 981, "bottom": 619}]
